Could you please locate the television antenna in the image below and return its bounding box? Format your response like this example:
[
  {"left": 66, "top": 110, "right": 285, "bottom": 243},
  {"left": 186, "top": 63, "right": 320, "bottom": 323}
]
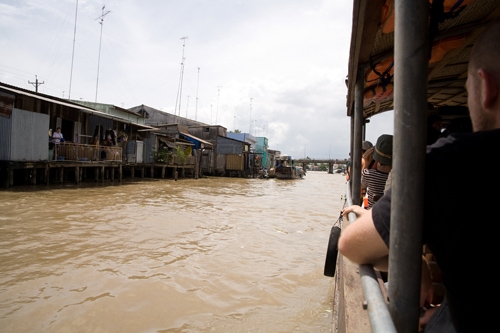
[
  {"left": 95, "top": 5, "right": 111, "bottom": 102},
  {"left": 216, "top": 86, "right": 221, "bottom": 124},
  {"left": 174, "top": 36, "right": 188, "bottom": 122},
  {"left": 68, "top": 0, "right": 78, "bottom": 99},
  {"left": 195, "top": 67, "right": 200, "bottom": 121}
]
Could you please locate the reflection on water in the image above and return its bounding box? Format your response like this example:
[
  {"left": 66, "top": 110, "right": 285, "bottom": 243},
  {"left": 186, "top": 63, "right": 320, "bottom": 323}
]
[{"left": 0, "top": 172, "right": 347, "bottom": 332}]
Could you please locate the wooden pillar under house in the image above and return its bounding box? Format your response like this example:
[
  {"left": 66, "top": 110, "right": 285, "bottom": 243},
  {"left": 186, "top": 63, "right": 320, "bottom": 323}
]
[
  {"left": 59, "top": 167, "right": 64, "bottom": 183},
  {"left": 119, "top": 165, "right": 122, "bottom": 182},
  {"left": 30, "top": 169, "right": 37, "bottom": 185},
  {"left": 161, "top": 166, "right": 165, "bottom": 179},
  {"left": 8, "top": 168, "right": 14, "bottom": 187},
  {"left": 45, "top": 165, "right": 50, "bottom": 186},
  {"left": 75, "top": 167, "right": 80, "bottom": 184},
  {"left": 101, "top": 166, "right": 105, "bottom": 183}
]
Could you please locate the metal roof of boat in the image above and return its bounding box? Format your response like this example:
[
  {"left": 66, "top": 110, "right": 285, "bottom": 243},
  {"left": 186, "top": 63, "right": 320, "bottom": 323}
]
[{"left": 346, "top": 0, "right": 500, "bottom": 119}]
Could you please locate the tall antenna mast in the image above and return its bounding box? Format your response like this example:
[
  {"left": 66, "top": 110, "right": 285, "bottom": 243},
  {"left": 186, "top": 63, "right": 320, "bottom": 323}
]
[
  {"left": 95, "top": 5, "right": 111, "bottom": 103},
  {"left": 174, "top": 36, "right": 188, "bottom": 122},
  {"left": 195, "top": 67, "right": 200, "bottom": 121},
  {"left": 249, "top": 98, "right": 253, "bottom": 133},
  {"left": 68, "top": 0, "right": 78, "bottom": 99},
  {"left": 216, "top": 86, "right": 221, "bottom": 124},
  {"left": 185, "top": 95, "right": 190, "bottom": 118}
]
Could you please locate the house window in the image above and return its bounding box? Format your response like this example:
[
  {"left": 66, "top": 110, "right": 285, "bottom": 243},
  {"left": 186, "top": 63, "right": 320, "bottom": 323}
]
[{"left": 203, "top": 127, "right": 209, "bottom": 132}]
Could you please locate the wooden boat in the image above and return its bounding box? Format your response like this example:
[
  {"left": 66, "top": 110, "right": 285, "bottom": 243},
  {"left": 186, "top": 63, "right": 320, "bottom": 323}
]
[
  {"left": 331, "top": 1, "right": 498, "bottom": 332},
  {"left": 274, "top": 155, "right": 305, "bottom": 179}
]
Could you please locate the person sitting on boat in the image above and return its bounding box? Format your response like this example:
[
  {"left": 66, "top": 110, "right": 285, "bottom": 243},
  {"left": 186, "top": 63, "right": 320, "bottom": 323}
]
[
  {"left": 338, "top": 18, "right": 500, "bottom": 332},
  {"left": 360, "top": 134, "right": 392, "bottom": 208}
]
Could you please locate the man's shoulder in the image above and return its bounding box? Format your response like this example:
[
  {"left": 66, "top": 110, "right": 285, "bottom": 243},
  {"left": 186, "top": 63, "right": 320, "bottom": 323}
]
[{"left": 427, "top": 129, "right": 500, "bottom": 161}]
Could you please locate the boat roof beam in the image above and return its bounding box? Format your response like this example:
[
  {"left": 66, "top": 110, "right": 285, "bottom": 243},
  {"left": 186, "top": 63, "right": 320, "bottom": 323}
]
[
  {"left": 351, "top": 64, "right": 366, "bottom": 206},
  {"left": 389, "top": 1, "right": 429, "bottom": 331}
]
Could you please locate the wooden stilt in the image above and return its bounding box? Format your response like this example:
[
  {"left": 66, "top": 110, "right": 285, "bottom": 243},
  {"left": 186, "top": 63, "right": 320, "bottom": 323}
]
[
  {"left": 31, "top": 169, "right": 37, "bottom": 185},
  {"left": 119, "top": 165, "right": 122, "bottom": 182},
  {"left": 45, "top": 165, "right": 49, "bottom": 186},
  {"left": 75, "top": 167, "right": 80, "bottom": 184},
  {"left": 101, "top": 166, "right": 105, "bottom": 183}
]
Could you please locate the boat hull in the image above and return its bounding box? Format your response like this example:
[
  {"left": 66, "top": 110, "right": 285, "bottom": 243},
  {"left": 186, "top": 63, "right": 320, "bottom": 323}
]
[{"left": 275, "top": 166, "right": 304, "bottom": 179}]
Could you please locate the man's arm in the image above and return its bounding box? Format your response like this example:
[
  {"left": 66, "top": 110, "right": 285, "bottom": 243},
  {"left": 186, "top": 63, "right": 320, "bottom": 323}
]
[{"left": 338, "top": 207, "right": 389, "bottom": 271}]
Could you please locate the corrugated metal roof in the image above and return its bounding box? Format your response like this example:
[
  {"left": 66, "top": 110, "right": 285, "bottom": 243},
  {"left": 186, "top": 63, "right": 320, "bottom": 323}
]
[
  {"left": 0, "top": 82, "right": 154, "bottom": 129},
  {"left": 180, "top": 131, "right": 214, "bottom": 147}
]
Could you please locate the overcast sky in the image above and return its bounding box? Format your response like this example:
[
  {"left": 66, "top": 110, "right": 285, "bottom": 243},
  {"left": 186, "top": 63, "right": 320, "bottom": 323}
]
[{"left": 0, "top": 0, "right": 393, "bottom": 159}]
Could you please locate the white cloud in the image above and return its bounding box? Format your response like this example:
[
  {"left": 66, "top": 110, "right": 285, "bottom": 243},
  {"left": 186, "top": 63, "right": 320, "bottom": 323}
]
[{"left": 0, "top": 0, "right": 380, "bottom": 160}]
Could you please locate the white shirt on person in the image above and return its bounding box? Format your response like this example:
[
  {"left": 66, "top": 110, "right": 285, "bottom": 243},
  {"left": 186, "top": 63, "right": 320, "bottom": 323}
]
[{"left": 52, "top": 132, "right": 63, "bottom": 144}]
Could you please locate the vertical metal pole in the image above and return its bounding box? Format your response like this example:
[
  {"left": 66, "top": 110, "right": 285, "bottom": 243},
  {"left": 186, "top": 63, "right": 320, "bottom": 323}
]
[
  {"left": 390, "top": 0, "right": 429, "bottom": 331},
  {"left": 352, "top": 65, "right": 365, "bottom": 206}
]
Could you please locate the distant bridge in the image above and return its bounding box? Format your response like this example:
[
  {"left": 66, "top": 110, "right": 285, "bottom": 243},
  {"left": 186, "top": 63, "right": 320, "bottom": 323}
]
[
  {"left": 294, "top": 159, "right": 348, "bottom": 174},
  {"left": 295, "top": 159, "right": 348, "bottom": 164}
]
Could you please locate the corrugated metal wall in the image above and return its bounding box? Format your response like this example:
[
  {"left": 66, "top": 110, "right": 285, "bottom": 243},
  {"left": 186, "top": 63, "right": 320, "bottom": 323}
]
[
  {"left": 143, "top": 134, "right": 155, "bottom": 163},
  {"left": 0, "top": 113, "right": 12, "bottom": 160},
  {"left": 226, "top": 154, "right": 244, "bottom": 171},
  {"left": 9, "top": 108, "right": 49, "bottom": 161}
]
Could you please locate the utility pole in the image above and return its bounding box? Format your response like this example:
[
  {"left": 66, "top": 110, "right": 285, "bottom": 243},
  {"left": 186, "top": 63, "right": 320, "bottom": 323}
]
[
  {"left": 95, "top": 5, "right": 111, "bottom": 103},
  {"left": 68, "top": 0, "right": 78, "bottom": 99},
  {"left": 28, "top": 75, "right": 44, "bottom": 92},
  {"left": 175, "top": 36, "right": 188, "bottom": 121},
  {"left": 216, "top": 86, "right": 221, "bottom": 124},
  {"left": 195, "top": 67, "right": 200, "bottom": 121}
]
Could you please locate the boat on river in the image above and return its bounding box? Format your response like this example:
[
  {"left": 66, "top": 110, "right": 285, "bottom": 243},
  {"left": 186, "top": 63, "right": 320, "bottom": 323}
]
[
  {"left": 274, "top": 155, "right": 305, "bottom": 179},
  {"left": 329, "top": 1, "right": 499, "bottom": 332}
]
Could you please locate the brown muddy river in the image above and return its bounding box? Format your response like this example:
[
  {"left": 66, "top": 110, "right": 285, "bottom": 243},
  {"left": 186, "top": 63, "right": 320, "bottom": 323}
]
[{"left": 0, "top": 172, "right": 346, "bottom": 332}]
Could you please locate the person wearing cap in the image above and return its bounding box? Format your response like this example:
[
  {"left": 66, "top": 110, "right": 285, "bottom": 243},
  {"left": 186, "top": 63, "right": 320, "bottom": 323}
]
[
  {"left": 360, "top": 134, "right": 392, "bottom": 208},
  {"left": 339, "top": 19, "right": 500, "bottom": 332}
]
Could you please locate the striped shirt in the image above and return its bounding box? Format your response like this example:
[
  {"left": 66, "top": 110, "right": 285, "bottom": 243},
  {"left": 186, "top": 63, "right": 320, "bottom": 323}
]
[{"left": 362, "top": 168, "right": 389, "bottom": 208}]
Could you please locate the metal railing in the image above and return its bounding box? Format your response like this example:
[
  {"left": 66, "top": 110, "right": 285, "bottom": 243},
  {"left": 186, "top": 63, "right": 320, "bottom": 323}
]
[
  {"left": 53, "top": 143, "right": 122, "bottom": 162},
  {"left": 345, "top": 183, "right": 397, "bottom": 333}
]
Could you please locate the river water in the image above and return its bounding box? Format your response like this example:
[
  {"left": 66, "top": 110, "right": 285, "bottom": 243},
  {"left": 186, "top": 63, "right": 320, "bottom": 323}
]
[{"left": 0, "top": 172, "right": 347, "bottom": 333}]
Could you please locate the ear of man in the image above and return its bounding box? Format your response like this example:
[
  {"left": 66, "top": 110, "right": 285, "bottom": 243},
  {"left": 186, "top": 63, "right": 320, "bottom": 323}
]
[{"left": 478, "top": 68, "right": 499, "bottom": 111}]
